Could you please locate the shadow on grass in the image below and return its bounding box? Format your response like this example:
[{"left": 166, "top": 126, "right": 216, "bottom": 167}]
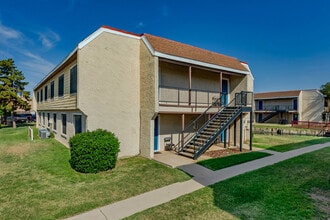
[
  {"left": 268, "top": 138, "right": 330, "bottom": 152},
  {"left": 209, "top": 146, "right": 330, "bottom": 219},
  {"left": 197, "top": 151, "right": 271, "bottom": 171}
]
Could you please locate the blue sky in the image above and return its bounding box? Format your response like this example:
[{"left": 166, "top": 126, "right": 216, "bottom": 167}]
[{"left": 0, "top": 0, "right": 329, "bottom": 93}]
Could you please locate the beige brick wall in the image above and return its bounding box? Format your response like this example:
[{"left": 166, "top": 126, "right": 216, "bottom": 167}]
[
  {"left": 139, "top": 39, "right": 158, "bottom": 158},
  {"left": 301, "top": 90, "right": 324, "bottom": 122},
  {"left": 77, "top": 32, "right": 141, "bottom": 158}
]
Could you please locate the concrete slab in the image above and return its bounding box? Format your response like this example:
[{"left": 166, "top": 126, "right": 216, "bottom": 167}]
[{"left": 153, "top": 151, "right": 211, "bottom": 168}]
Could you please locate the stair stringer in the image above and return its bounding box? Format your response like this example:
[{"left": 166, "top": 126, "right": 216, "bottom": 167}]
[{"left": 192, "top": 107, "right": 243, "bottom": 159}]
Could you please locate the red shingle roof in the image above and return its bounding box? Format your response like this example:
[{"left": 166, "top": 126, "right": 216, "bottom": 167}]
[
  {"left": 143, "top": 34, "right": 248, "bottom": 72},
  {"left": 255, "top": 90, "right": 301, "bottom": 99}
]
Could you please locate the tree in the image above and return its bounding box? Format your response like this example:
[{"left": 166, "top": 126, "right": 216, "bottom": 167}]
[
  {"left": 320, "top": 82, "right": 330, "bottom": 98},
  {"left": 0, "top": 58, "right": 30, "bottom": 127}
]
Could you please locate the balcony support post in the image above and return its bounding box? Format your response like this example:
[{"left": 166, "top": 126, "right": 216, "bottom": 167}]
[
  {"left": 188, "top": 66, "right": 192, "bottom": 105},
  {"left": 250, "top": 110, "right": 253, "bottom": 151},
  {"left": 240, "top": 112, "right": 243, "bottom": 152},
  {"left": 181, "top": 113, "right": 185, "bottom": 148},
  {"left": 219, "top": 72, "right": 223, "bottom": 106},
  {"left": 234, "top": 118, "right": 237, "bottom": 146}
]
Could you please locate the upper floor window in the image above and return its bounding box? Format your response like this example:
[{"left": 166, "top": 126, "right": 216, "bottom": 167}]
[
  {"left": 58, "top": 75, "right": 64, "bottom": 97},
  {"left": 50, "top": 81, "right": 54, "bottom": 99},
  {"left": 70, "top": 65, "right": 77, "bottom": 94},
  {"left": 40, "top": 89, "right": 43, "bottom": 102},
  {"left": 44, "top": 85, "right": 48, "bottom": 101},
  {"left": 37, "top": 92, "right": 39, "bottom": 103}
]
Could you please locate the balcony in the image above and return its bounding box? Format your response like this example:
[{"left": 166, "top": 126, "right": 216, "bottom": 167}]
[
  {"left": 159, "top": 86, "right": 223, "bottom": 107},
  {"left": 255, "top": 104, "right": 297, "bottom": 112}
]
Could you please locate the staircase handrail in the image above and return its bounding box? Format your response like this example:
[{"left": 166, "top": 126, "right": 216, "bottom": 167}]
[
  {"left": 172, "top": 93, "right": 227, "bottom": 152},
  {"left": 173, "top": 91, "right": 253, "bottom": 153}
]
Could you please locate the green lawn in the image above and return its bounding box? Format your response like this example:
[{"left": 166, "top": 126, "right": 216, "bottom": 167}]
[
  {"left": 253, "top": 134, "right": 330, "bottom": 152},
  {"left": 0, "top": 126, "right": 190, "bottom": 220},
  {"left": 126, "top": 146, "right": 330, "bottom": 219},
  {"left": 197, "top": 152, "right": 271, "bottom": 171}
]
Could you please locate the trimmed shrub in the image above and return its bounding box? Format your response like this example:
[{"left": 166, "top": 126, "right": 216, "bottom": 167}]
[{"left": 69, "top": 129, "right": 120, "bottom": 173}]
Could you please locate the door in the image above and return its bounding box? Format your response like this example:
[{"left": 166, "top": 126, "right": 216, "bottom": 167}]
[
  {"left": 258, "top": 100, "right": 263, "bottom": 110},
  {"left": 154, "top": 116, "right": 159, "bottom": 151},
  {"left": 221, "top": 80, "right": 229, "bottom": 142},
  {"left": 74, "top": 115, "right": 82, "bottom": 134},
  {"left": 221, "top": 80, "right": 229, "bottom": 106},
  {"left": 258, "top": 113, "right": 263, "bottom": 122},
  {"left": 293, "top": 99, "right": 298, "bottom": 110}
]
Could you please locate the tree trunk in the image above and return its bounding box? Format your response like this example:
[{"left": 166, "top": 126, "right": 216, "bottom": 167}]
[{"left": 11, "top": 111, "right": 16, "bottom": 128}]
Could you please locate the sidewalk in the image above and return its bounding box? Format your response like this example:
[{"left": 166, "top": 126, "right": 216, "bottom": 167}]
[{"left": 65, "top": 142, "right": 330, "bottom": 220}]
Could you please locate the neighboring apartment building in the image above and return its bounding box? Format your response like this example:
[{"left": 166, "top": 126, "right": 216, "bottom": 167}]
[
  {"left": 254, "top": 89, "right": 324, "bottom": 124},
  {"left": 33, "top": 26, "right": 254, "bottom": 159}
]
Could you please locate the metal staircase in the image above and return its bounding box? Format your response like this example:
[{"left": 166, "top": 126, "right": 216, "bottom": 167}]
[
  {"left": 173, "top": 91, "right": 253, "bottom": 160},
  {"left": 260, "top": 111, "right": 281, "bottom": 123}
]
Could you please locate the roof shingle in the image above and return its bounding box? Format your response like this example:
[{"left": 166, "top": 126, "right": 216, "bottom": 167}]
[
  {"left": 255, "top": 90, "right": 301, "bottom": 99},
  {"left": 143, "top": 34, "right": 248, "bottom": 72}
]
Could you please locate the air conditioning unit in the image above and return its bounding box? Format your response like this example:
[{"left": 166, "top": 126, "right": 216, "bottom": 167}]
[{"left": 38, "top": 128, "right": 50, "bottom": 139}]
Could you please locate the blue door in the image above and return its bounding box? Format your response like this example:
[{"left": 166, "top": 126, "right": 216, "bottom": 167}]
[
  {"left": 221, "top": 80, "right": 229, "bottom": 106},
  {"left": 154, "top": 116, "right": 159, "bottom": 151},
  {"left": 258, "top": 113, "right": 263, "bottom": 122},
  {"left": 258, "top": 100, "right": 263, "bottom": 110},
  {"left": 221, "top": 80, "right": 229, "bottom": 142},
  {"left": 293, "top": 99, "right": 298, "bottom": 110}
]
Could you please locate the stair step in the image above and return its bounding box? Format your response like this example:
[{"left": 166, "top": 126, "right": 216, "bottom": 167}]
[
  {"left": 179, "top": 151, "right": 194, "bottom": 158},
  {"left": 183, "top": 146, "right": 202, "bottom": 154}
]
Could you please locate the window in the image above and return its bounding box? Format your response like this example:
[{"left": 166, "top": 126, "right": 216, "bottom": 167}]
[
  {"left": 47, "top": 113, "right": 50, "bottom": 127},
  {"left": 73, "top": 115, "right": 82, "bottom": 134},
  {"left": 61, "top": 114, "right": 67, "bottom": 135},
  {"left": 58, "top": 75, "right": 64, "bottom": 97},
  {"left": 42, "top": 112, "right": 45, "bottom": 125},
  {"left": 37, "top": 92, "right": 39, "bottom": 102},
  {"left": 70, "top": 65, "right": 77, "bottom": 94},
  {"left": 53, "top": 113, "right": 57, "bottom": 130},
  {"left": 44, "top": 85, "right": 48, "bottom": 101},
  {"left": 50, "top": 81, "right": 54, "bottom": 99},
  {"left": 40, "top": 89, "right": 43, "bottom": 102}
]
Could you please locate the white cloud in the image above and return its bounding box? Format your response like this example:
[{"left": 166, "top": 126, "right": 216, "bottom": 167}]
[
  {"left": 20, "top": 50, "right": 56, "bottom": 91},
  {"left": 38, "top": 29, "right": 61, "bottom": 49},
  {"left": 0, "top": 22, "right": 23, "bottom": 44},
  {"left": 21, "top": 50, "right": 55, "bottom": 74},
  {"left": 136, "top": 22, "right": 146, "bottom": 28}
]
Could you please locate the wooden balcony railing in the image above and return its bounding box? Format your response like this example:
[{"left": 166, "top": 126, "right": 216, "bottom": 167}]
[{"left": 159, "top": 86, "right": 223, "bottom": 107}]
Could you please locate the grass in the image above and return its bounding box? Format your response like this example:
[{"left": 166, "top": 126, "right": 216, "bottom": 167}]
[
  {"left": 253, "top": 134, "right": 330, "bottom": 152},
  {"left": 197, "top": 152, "right": 271, "bottom": 171},
  {"left": 126, "top": 146, "right": 330, "bottom": 219},
  {"left": 0, "top": 126, "right": 190, "bottom": 220}
]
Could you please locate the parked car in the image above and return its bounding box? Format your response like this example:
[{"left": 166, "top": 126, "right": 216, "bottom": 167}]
[{"left": 5, "top": 113, "right": 34, "bottom": 124}]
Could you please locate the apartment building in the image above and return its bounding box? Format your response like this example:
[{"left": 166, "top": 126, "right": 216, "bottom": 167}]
[{"left": 34, "top": 26, "right": 254, "bottom": 159}]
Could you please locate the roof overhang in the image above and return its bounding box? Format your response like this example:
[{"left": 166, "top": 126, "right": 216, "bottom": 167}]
[{"left": 141, "top": 35, "right": 251, "bottom": 75}]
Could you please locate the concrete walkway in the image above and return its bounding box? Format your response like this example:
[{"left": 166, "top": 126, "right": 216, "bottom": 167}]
[{"left": 65, "top": 142, "right": 330, "bottom": 220}]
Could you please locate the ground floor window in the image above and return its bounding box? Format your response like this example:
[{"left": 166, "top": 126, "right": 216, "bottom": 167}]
[
  {"left": 42, "top": 113, "right": 45, "bottom": 126},
  {"left": 53, "top": 113, "right": 57, "bottom": 131},
  {"left": 47, "top": 113, "right": 50, "bottom": 127},
  {"left": 73, "top": 115, "right": 82, "bottom": 134},
  {"left": 61, "top": 114, "right": 67, "bottom": 135}
]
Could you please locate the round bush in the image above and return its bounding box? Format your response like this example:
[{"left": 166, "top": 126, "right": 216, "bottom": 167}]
[{"left": 69, "top": 129, "right": 120, "bottom": 173}]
